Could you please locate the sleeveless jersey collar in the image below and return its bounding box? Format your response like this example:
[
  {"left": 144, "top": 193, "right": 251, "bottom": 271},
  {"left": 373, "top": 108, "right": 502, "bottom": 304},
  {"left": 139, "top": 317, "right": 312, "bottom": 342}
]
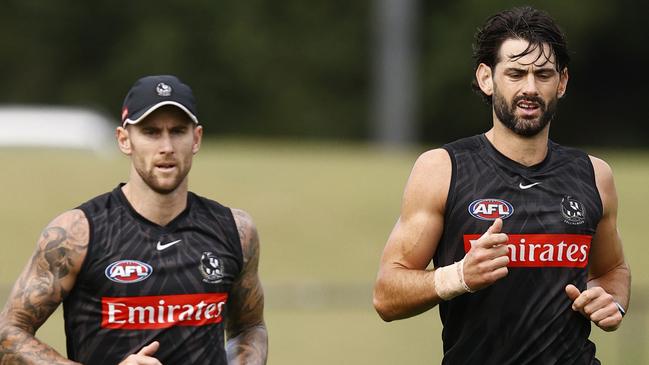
[
  {"left": 113, "top": 183, "right": 194, "bottom": 232},
  {"left": 479, "top": 133, "right": 555, "bottom": 176}
]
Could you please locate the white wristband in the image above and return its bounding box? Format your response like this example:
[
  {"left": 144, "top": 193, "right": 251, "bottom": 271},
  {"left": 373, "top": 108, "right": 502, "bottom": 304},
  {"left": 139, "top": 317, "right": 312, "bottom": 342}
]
[{"left": 433, "top": 258, "right": 474, "bottom": 300}]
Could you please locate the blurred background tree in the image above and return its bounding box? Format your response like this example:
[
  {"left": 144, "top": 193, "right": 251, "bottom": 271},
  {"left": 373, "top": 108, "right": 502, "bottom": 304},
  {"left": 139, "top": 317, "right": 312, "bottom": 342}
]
[{"left": 0, "top": 0, "right": 646, "bottom": 146}]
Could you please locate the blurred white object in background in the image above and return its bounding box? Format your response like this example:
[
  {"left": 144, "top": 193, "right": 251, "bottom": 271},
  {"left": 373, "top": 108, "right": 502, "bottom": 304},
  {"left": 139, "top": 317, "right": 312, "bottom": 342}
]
[{"left": 0, "top": 105, "right": 115, "bottom": 153}]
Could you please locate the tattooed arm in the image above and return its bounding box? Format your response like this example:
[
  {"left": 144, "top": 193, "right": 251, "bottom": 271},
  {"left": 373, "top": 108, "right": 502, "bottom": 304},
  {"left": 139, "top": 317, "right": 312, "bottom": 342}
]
[
  {"left": 226, "top": 209, "right": 268, "bottom": 365},
  {"left": 0, "top": 210, "right": 88, "bottom": 365}
]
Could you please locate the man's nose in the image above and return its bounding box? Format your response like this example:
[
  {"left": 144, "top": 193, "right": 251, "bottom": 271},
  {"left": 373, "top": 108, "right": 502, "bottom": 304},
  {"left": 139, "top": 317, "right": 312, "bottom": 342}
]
[
  {"left": 159, "top": 133, "right": 174, "bottom": 154},
  {"left": 521, "top": 73, "right": 539, "bottom": 95}
]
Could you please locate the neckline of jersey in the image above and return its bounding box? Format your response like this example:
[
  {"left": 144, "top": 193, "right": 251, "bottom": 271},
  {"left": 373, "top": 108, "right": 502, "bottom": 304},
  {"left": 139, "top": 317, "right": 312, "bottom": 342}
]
[
  {"left": 479, "top": 133, "right": 554, "bottom": 174},
  {"left": 113, "top": 183, "right": 193, "bottom": 232}
]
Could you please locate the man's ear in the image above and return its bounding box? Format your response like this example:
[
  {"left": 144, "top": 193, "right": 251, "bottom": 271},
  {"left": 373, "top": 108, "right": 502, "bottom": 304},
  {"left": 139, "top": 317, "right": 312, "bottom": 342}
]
[
  {"left": 192, "top": 125, "right": 203, "bottom": 155},
  {"left": 116, "top": 126, "right": 132, "bottom": 155},
  {"left": 476, "top": 63, "right": 494, "bottom": 96},
  {"left": 558, "top": 68, "right": 569, "bottom": 98}
]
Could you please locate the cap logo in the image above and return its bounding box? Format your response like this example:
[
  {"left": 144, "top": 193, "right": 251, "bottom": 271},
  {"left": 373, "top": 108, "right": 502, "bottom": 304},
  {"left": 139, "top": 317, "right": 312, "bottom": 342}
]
[{"left": 156, "top": 82, "right": 172, "bottom": 97}]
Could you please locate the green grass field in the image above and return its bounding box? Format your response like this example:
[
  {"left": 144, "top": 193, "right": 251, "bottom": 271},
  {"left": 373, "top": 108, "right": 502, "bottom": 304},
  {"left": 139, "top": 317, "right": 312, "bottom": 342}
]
[{"left": 1, "top": 140, "right": 647, "bottom": 364}]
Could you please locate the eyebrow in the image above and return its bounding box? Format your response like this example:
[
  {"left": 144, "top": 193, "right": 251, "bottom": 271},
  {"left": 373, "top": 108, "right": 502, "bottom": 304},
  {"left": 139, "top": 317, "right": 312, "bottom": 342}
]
[
  {"left": 138, "top": 125, "right": 160, "bottom": 131},
  {"left": 504, "top": 67, "right": 556, "bottom": 74}
]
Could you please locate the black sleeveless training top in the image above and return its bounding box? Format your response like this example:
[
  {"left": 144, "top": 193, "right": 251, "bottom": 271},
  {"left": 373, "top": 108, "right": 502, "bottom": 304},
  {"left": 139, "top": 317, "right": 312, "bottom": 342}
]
[
  {"left": 63, "top": 184, "right": 243, "bottom": 365},
  {"left": 436, "top": 134, "right": 603, "bottom": 364}
]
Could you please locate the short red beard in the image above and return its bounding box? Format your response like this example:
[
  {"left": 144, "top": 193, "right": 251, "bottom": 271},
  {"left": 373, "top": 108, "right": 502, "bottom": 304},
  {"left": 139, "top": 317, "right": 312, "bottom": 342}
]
[{"left": 134, "top": 163, "right": 190, "bottom": 195}]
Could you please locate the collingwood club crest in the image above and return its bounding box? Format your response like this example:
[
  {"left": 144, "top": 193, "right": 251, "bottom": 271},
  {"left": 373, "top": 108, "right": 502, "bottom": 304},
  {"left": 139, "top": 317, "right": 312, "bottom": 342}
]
[
  {"left": 156, "top": 82, "right": 172, "bottom": 97},
  {"left": 561, "top": 195, "right": 586, "bottom": 225},
  {"left": 199, "top": 251, "right": 224, "bottom": 284}
]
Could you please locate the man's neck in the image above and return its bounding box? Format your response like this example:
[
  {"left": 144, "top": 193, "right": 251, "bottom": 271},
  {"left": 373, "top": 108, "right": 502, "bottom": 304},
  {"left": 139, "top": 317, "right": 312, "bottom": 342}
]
[
  {"left": 121, "top": 178, "right": 189, "bottom": 227},
  {"left": 485, "top": 118, "right": 550, "bottom": 167}
]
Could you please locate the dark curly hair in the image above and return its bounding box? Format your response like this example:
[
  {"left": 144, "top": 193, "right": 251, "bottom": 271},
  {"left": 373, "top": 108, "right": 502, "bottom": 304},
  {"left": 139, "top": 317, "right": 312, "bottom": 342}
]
[{"left": 472, "top": 6, "right": 570, "bottom": 104}]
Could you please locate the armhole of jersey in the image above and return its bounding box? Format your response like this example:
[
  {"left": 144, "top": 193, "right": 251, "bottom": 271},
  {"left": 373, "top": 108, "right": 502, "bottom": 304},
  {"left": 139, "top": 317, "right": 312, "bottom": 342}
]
[
  {"left": 441, "top": 146, "right": 457, "bottom": 222},
  {"left": 226, "top": 207, "right": 245, "bottom": 277},
  {"left": 585, "top": 155, "right": 604, "bottom": 221},
  {"left": 74, "top": 207, "right": 94, "bottom": 283}
]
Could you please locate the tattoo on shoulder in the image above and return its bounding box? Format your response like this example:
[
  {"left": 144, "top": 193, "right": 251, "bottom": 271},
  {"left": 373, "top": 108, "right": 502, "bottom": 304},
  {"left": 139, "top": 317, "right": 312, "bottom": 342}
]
[
  {"left": 3, "top": 210, "right": 89, "bottom": 332},
  {"left": 232, "top": 209, "right": 260, "bottom": 265},
  {"left": 228, "top": 209, "right": 265, "bottom": 334},
  {"left": 38, "top": 211, "right": 88, "bottom": 278}
]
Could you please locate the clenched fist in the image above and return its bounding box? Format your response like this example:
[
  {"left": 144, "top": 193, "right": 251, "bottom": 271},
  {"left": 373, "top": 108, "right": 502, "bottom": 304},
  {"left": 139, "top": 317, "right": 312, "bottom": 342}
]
[
  {"left": 119, "top": 341, "right": 163, "bottom": 365},
  {"left": 463, "top": 218, "right": 510, "bottom": 291},
  {"left": 566, "top": 284, "right": 623, "bottom": 331}
]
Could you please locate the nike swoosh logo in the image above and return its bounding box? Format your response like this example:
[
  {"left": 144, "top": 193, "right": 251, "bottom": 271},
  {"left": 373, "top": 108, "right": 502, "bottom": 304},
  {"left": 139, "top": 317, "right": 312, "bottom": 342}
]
[
  {"left": 519, "top": 182, "right": 541, "bottom": 190},
  {"left": 156, "top": 239, "right": 182, "bottom": 251}
]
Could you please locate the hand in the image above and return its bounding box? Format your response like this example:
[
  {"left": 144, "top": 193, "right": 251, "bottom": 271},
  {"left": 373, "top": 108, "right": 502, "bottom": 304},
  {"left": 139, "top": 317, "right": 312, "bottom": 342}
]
[
  {"left": 118, "top": 341, "right": 162, "bottom": 365},
  {"left": 565, "top": 285, "right": 623, "bottom": 331},
  {"left": 463, "top": 218, "right": 510, "bottom": 291}
]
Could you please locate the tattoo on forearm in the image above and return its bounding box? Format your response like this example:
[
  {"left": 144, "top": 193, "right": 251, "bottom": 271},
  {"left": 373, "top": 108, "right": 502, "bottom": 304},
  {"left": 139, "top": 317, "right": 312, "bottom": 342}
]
[
  {"left": 0, "top": 326, "right": 77, "bottom": 365},
  {"left": 226, "top": 325, "right": 268, "bottom": 365},
  {"left": 0, "top": 210, "right": 88, "bottom": 364}
]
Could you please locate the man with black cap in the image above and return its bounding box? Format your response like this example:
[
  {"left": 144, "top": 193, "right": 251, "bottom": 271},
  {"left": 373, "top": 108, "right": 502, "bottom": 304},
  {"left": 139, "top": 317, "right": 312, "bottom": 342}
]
[{"left": 0, "top": 75, "right": 268, "bottom": 365}]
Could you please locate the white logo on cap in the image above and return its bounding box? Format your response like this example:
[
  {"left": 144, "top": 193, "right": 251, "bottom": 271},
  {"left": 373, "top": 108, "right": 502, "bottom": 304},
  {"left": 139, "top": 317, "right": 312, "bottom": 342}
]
[{"left": 156, "top": 82, "right": 172, "bottom": 97}]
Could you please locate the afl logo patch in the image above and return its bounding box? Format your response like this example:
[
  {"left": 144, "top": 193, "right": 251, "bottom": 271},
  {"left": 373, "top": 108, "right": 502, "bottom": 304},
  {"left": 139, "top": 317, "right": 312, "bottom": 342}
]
[
  {"left": 105, "top": 260, "right": 153, "bottom": 283},
  {"left": 468, "top": 199, "right": 514, "bottom": 220},
  {"left": 200, "top": 252, "right": 224, "bottom": 284},
  {"left": 561, "top": 195, "right": 586, "bottom": 225}
]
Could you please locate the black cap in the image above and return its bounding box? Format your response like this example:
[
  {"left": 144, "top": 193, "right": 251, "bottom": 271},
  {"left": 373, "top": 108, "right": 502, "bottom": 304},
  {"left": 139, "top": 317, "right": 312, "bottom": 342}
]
[{"left": 121, "top": 75, "right": 198, "bottom": 127}]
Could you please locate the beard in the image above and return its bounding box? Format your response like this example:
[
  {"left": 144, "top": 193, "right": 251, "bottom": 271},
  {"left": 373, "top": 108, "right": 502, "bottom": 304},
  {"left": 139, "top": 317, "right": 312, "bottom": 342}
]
[
  {"left": 493, "top": 84, "right": 558, "bottom": 137},
  {"left": 134, "top": 160, "right": 191, "bottom": 195}
]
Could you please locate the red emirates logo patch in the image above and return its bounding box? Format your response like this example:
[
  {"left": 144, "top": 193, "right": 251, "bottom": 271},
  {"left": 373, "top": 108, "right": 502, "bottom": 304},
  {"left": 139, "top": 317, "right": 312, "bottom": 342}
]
[
  {"left": 463, "top": 234, "right": 592, "bottom": 268},
  {"left": 101, "top": 293, "right": 228, "bottom": 330}
]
